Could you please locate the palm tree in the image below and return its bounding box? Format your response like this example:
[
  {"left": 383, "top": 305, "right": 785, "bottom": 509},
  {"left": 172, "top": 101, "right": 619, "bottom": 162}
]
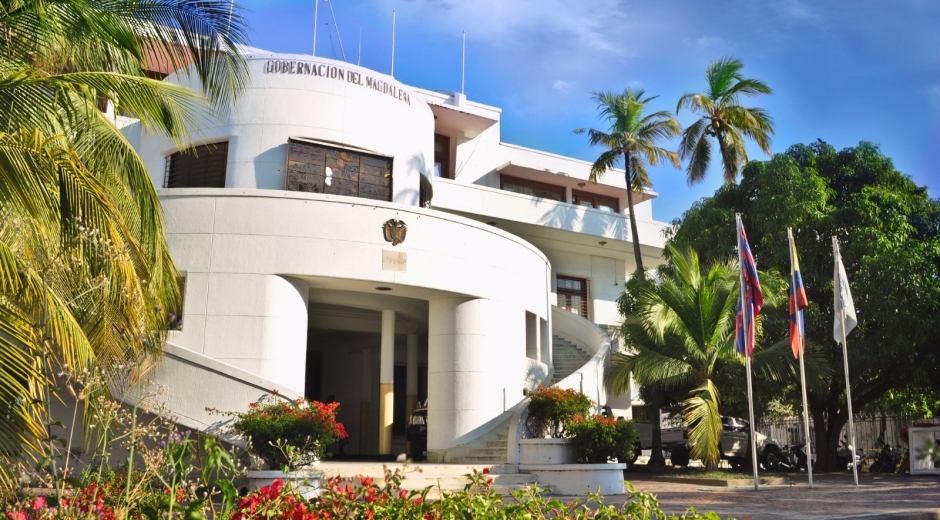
[
  {"left": 677, "top": 57, "right": 774, "bottom": 184},
  {"left": 608, "top": 244, "right": 792, "bottom": 468},
  {"left": 0, "top": 0, "right": 249, "bottom": 480},
  {"left": 575, "top": 89, "right": 681, "bottom": 273}
]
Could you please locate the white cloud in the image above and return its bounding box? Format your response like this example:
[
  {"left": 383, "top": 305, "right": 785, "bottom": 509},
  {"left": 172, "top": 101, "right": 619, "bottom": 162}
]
[
  {"left": 553, "top": 80, "right": 571, "bottom": 94},
  {"left": 928, "top": 84, "right": 940, "bottom": 111},
  {"left": 774, "top": 0, "right": 822, "bottom": 22}
]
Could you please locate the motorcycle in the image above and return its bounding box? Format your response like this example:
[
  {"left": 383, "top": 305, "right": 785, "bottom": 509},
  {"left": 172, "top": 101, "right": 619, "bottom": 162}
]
[
  {"left": 869, "top": 444, "right": 902, "bottom": 473},
  {"left": 777, "top": 442, "right": 812, "bottom": 471},
  {"left": 836, "top": 436, "right": 864, "bottom": 470}
]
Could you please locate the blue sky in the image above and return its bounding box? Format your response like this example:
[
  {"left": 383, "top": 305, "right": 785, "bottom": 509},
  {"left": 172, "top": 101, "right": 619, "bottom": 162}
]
[{"left": 240, "top": 0, "right": 939, "bottom": 222}]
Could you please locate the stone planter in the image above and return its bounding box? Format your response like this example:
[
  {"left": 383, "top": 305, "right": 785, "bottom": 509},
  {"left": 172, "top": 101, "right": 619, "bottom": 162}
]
[
  {"left": 519, "top": 438, "right": 576, "bottom": 465},
  {"left": 518, "top": 463, "right": 627, "bottom": 495},
  {"left": 247, "top": 470, "right": 321, "bottom": 499}
]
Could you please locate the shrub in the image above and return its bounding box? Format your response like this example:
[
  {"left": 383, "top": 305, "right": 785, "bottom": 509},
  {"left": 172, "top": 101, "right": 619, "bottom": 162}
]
[
  {"left": 526, "top": 386, "right": 593, "bottom": 438},
  {"left": 231, "top": 395, "right": 348, "bottom": 470},
  {"left": 566, "top": 415, "right": 639, "bottom": 463}
]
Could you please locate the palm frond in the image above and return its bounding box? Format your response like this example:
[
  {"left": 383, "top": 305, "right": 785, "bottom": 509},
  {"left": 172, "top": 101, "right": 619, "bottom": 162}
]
[{"left": 683, "top": 380, "right": 723, "bottom": 467}]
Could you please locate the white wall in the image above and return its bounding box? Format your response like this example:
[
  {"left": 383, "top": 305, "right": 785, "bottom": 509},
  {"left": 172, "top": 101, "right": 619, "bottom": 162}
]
[
  {"left": 135, "top": 55, "right": 434, "bottom": 205},
  {"left": 159, "top": 189, "right": 550, "bottom": 450}
]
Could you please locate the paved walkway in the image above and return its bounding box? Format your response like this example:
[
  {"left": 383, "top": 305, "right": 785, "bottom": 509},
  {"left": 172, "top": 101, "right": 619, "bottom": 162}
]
[{"left": 610, "top": 472, "right": 940, "bottom": 519}]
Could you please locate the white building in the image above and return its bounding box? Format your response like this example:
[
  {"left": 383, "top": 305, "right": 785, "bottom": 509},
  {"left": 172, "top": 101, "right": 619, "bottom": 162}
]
[{"left": 123, "top": 51, "right": 669, "bottom": 462}]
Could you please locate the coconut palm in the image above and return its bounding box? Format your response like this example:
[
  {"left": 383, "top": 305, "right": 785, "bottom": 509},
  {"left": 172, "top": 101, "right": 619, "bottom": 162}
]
[
  {"left": 677, "top": 57, "right": 774, "bottom": 184},
  {"left": 608, "top": 244, "right": 795, "bottom": 468},
  {"left": 574, "top": 89, "right": 681, "bottom": 273},
  {"left": 0, "top": 0, "right": 249, "bottom": 479}
]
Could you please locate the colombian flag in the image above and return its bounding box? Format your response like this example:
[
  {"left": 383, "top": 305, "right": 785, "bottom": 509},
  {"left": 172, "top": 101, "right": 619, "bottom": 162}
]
[{"left": 789, "top": 238, "right": 809, "bottom": 358}]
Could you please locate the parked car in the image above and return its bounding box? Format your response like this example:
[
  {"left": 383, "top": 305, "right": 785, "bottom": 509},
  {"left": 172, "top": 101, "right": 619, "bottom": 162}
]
[
  {"left": 406, "top": 406, "right": 427, "bottom": 461},
  {"left": 635, "top": 415, "right": 786, "bottom": 469}
]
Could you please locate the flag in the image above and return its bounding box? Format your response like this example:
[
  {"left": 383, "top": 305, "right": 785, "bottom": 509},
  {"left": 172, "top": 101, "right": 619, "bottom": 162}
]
[
  {"left": 833, "top": 240, "right": 857, "bottom": 342},
  {"left": 736, "top": 222, "right": 764, "bottom": 357},
  {"left": 789, "top": 234, "right": 809, "bottom": 358}
]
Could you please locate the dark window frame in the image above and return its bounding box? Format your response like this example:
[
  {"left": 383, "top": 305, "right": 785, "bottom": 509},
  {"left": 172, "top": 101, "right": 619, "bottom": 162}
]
[
  {"left": 164, "top": 142, "right": 229, "bottom": 188},
  {"left": 572, "top": 189, "right": 620, "bottom": 213},
  {"left": 434, "top": 134, "right": 452, "bottom": 179},
  {"left": 500, "top": 174, "right": 567, "bottom": 202},
  {"left": 285, "top": 139, "right": 393, "bottom": 202},
  {"left": 557, "top": 275, "right": 590, "bottom": 319}
]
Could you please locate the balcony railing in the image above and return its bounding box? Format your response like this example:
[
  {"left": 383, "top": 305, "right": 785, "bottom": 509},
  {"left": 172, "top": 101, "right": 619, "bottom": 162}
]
[{"left": 432, "top": 177, "right": 667, "bottom": 248}]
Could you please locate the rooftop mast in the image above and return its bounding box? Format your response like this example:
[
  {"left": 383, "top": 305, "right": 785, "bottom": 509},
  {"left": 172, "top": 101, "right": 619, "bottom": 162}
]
[
  {"left": 312, "top": 0, "right": 319, "bottom": 56},
  {"left": 390, "top": 10, "right": 396, "bottom": 77}
]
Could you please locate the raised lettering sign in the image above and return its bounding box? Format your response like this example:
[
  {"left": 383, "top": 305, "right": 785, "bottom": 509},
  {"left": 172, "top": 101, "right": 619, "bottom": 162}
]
[{"left": 264, "top": 60, "right": 411, "bottom": 105}]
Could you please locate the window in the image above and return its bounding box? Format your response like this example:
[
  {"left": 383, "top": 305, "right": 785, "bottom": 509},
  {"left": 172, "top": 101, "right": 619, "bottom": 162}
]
[
  {"left": 557, "top": 275, "right": 589, "bottom": 319},
  {"left": 572, "top": 189, "right": 620, "bottom": 213},
  {"left": 500, "top": 174, "right": 566, "bottom": 202},
  {"left": 434, "top": 134, "right": 451, "bottom": 178},
  {"left": 164, "top": 142, "right": 228, "bottom": 188},
  {"left": 286, "top": 139, "right": 393, "bottom": 202}
]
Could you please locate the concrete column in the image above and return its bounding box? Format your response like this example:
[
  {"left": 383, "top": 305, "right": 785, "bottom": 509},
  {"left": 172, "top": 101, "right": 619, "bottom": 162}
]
[
  {"left": 258, "top": 276, "right": 309, "bottom": 395},
  {"left": 360, "top": 349, "right": 371, "bottom": 454},
  {"left": 405, "top": 334, "right": 418, "bottom": 453},
  {"left": 378, "top": 309, "right": 395, "bottom": 455},
  {"left": 540, "top": 317, "right": 552, "bottom": 379},
  {"left": 427, "top": 297, "right": 525, "bottom": 459}
]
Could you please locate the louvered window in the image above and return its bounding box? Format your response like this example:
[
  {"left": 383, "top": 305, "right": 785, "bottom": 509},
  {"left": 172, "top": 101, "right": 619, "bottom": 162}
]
[
  {"left": 164, "top": 142, "right": 228, "bottom": 188},
  {"left": 557, "top": 275, "right": 589, "bottom": 319}
]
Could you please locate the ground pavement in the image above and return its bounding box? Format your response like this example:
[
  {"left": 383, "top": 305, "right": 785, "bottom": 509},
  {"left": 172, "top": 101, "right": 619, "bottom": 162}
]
[{"left": 591, "top": 472, "right": 940, "bottom": 519}]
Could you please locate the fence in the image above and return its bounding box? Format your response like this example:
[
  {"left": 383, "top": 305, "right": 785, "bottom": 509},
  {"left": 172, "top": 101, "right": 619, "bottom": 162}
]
[{"left": 758, "top": 416, "right": 940, "bottom": 451}]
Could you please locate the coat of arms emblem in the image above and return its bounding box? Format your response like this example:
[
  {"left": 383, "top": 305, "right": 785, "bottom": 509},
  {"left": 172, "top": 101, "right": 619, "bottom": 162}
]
[{"left": 383, "top": 219, "right": 407, "bottom": 246}]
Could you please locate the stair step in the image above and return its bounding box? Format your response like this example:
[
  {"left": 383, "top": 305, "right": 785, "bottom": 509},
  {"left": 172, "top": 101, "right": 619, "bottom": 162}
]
[
  {"left": 468, "top": 448, "right": 507, "bottom": 456},
  {"left": 485, "top": 441, "right": 505, "bottom": 448}
]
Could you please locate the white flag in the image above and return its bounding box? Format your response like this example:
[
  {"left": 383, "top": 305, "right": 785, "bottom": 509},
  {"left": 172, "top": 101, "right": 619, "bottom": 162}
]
[{"left": 833, "top": 239, "right": 857, "bottom": 342}]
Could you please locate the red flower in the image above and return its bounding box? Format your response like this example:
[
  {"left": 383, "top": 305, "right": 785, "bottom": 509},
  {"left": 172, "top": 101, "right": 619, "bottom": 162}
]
[
  {"left": 399, "top": 489, "right": 408, "bottom": 499},
  {"left": 359, "top": 476, "right": 374, "bottom": 487},
  {"left": 482, "top": 467, "right": 490, "bottom": 475},
  {"left": 30, "top": 497, "right": 46, "bottom": 510}
]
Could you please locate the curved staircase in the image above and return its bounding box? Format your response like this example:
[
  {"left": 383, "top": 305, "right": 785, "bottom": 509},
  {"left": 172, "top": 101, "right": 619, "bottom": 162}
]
[{"left": 551, "top": 336, "right": 592, "bottom": 384}]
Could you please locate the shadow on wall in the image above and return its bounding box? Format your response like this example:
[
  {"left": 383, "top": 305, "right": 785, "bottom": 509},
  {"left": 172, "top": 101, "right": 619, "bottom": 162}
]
[
  {"left": 400, "top": 153, "right": 430, "bottom": 207},
  {"left": 531, "top": 197, "right": 628, "bottom": 240},
  {"left": 253, "top": 143, "right": 289, "bottom": 190}
]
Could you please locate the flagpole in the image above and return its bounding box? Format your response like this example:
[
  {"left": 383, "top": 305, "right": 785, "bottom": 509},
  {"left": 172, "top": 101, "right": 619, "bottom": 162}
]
[
  {"left": 789, "top": 228, "right": 814, "bottom": 488},
  {"left": 834, "top": 236, "right": 860, "bottom": 486},
  {"left": 738, "top": 214, "right": 760, "bottom": 491}
]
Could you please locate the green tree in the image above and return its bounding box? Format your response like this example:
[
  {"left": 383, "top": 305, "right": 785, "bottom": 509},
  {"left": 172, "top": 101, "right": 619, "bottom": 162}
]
[
  {"left": 575, "top": 88, "right": 681, "bottom": 272},
  {"left": 668, "top": 140, "right": 940, "bottom": 470},
  {"left": 0, "top": 0, "right": 250, "bottom": 480},
  {"left": 609, "top": 244, "right": 813, "bottom": 468},
  {"left": 677, "top": 57, "right": 774, "bottom": 184}
]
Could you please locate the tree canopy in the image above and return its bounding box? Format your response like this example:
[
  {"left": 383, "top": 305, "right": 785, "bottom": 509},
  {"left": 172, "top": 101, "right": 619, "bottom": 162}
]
[{"left": 667, "top": 140, "right": 940, "bottom": 469}]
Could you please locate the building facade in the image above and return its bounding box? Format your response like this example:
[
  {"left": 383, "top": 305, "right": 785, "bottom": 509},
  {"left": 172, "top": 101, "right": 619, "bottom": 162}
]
[{"left": 123, "top": 51, "right": 669, "bottom": 461}]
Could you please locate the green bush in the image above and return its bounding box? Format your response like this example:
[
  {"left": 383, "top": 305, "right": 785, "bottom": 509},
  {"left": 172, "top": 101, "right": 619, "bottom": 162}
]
[
  {"left": 527, "top": 386, "right": 593, "bottom": 438},
  {"left": 566, "top": 415, "right": 639, "bottom": 463},
  {"left": 231, "top": 396, "right": 347, "bottom": 470}
]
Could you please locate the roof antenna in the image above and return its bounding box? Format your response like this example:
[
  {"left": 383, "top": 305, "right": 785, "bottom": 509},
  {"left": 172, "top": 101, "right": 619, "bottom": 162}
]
[
  {"left": 461, "top": 30, "right": 466, "bottom": 94},
  {"left": 326, "top": 0, "right": 347, "bottom": 62},
  {"left": 390, "top": 10, "right": 396, "bottom": 77},
  {"left": 312, "top": 0, "right": 319, "bottom": 56},
  {"left": 358, "top": 26, "right": 362, "bottom": 66}
]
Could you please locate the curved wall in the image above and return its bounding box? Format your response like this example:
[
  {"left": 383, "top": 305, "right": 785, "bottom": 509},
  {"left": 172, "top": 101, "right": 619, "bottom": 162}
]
[
  {"left": 161, "top": 189, "right": 552, "bottom": 449},
  {"left": 136, "top": 54, "right": 435, "bottom": 206}
]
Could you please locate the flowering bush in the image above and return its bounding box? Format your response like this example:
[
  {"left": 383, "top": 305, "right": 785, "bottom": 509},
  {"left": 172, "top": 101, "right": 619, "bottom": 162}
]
[
  {"left": 565, "top": 414, "right": 639, "bottom": 463},
  {"left": 227, "top": 468, "right": 731, "bottom": 520},
  {"left": 526, "top": 386, "right": 593, "bottom": 438},
  {"left": 4, "top": 483, "right": 116, "bottom": 520},
  {"left": 231, "top": 395, "right": 348, "bottom": 470}
]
